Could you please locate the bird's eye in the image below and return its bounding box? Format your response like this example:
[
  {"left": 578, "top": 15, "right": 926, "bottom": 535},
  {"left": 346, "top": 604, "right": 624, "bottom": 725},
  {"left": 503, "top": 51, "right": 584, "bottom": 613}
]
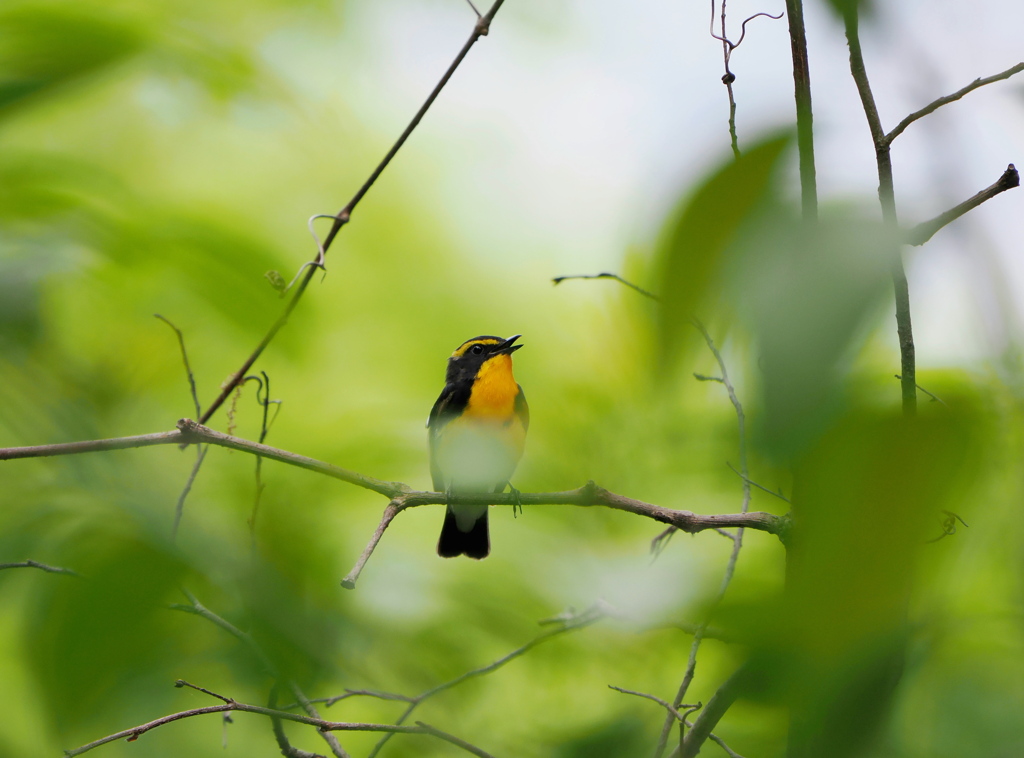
[{"left": 471, "top": 344, "right": 484, "bottom": 355}]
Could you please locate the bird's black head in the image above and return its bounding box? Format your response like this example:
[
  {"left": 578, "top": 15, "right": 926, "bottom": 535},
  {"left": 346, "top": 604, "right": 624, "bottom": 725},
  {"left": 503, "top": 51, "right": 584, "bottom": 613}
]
[{"left": 445, "top": 335, "right": 523, "bottom": 384}]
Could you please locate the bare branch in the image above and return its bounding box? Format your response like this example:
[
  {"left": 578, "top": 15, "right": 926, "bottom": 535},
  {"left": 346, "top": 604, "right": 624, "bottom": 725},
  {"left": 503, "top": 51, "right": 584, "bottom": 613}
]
[
  {"left": 904, "top": 164, "right": 1019, "bottom": 246},
  {"left": 885, "top": 62, "right": 1024, "bottom": 145},
  {"left": 171, "top": 589, "right": 278, "bottom": 677},
  {"left": 0, "top": 429, "right": 183, "bottom": 460},
  {"left": 0, "top": 560, "right": 79, "bottom": 576},
  {"left": 551, "top": 272, "right": 658, "bottom": 300},
  {"left": 844, "top": 9, "right": 916, "bottom": 414},
  {"left": 363, "top": 605, "right": 604, "bottom": 758},
  {"left": 680, "top": 667, "right": 746, "bottom": 758},
  {"left": 172, "top": 445, "right": 208, "bottom": 539},
  {"left": 290, "top": 683, "right": 350, "bottom": 758},
  {"left": 270, "top": 685, "right": 326, "bottom": 758},
  {"left": 198, "top": 0, "right": 508, "bottom": 425},
  {"left": 725, "top": 462, "right": 790, "bottom": 503},
  {"left": 609, "top": 685, "right": 695, "bottom": 723},
  {"left": 3, "top": 420, "right": 788, "bottom": 591},
  {"left": 174, "top": 679, "right": 233, "bottom": 704},
  {"left": 344, "top": 481, "right": 787, "bottom": 588},
  {"left": 155, "top": 314, "right": 202, "bottom": 418},
  {"left": 655, "top": 321, "right": 753, "bottom": 758},
  {"left": 64, "top": 696, "right": 493, "bottom": 758}
]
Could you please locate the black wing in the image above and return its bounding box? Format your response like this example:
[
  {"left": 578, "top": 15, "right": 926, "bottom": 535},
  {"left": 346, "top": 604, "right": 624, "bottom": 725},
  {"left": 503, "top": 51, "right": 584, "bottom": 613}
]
[
  {"left": 515, "top": 384, "right": 530, "bottom": 431},
  {"left": 427, "top": 382, "right": 472, "bottom": 491}
]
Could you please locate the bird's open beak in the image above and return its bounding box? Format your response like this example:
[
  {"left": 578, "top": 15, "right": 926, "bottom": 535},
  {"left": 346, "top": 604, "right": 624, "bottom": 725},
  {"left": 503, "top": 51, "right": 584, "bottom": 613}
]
[{"left": 496, "top": 334, "right": 523, "bottom": 354}]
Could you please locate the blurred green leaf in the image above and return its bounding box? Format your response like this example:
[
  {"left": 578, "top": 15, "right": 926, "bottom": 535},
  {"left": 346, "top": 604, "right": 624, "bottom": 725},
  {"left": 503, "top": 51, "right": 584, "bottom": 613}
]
[
  {"left": 777, "top": 403, "right": 982, "bottom": 758},
  {"left": 0, "top": 5, "right": 146, "bottom": 117},
  {"left": 25, "top": 519, "right": 188, "bottom": 733},
  {"left": 655, "top": 134, "right": 790, "bottom": 367},
  {"left": 736, "top": 210, "right": 895, "bottom": 460},
  {"left": 554, "top": 715, "right": 650, "bottom": 758}
]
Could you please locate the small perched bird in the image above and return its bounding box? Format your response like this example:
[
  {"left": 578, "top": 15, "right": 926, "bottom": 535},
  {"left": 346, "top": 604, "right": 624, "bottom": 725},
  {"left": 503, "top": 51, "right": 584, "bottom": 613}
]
[{"left": 428, "top": 335, "right": 529, "bottom": 559}]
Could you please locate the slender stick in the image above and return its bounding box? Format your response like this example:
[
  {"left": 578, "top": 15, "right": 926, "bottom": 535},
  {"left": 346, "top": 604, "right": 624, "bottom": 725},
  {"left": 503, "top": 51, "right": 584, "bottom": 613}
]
[
  {"left": 363, "top": 605, "right": 604, "bottom": 758},
  {"left": 654, "top": 323, "right": 753, "bottom": 758},
  {"left": 784, "top": 0, "right": 818, "bottom": 220},
  {"left": 679, "top": 667, "right": 745, "bottom": 758},
  {"left": 886, "top": 62, "right": 1024, "bottom": 145},
  {"left": 904, "top": 164, "right": 1019, "bottom": 246},
  {"left": 0, "top": 560, "right": 78, "bottom": 576},
  {"left": 198, "top": 1, "right": 507, "bottom": 425},
  {"left": 63, "top": 700, "right": 494, "bottom": 758},
  {"left": 844, "top": 10, "right": 916, "bottom": 414}
]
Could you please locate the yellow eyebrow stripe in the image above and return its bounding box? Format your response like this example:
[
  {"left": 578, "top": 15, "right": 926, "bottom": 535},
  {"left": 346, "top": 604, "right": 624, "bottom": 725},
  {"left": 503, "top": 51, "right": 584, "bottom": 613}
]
[{"left": 452, "top": 338, "right": 501, "bottom": 358}]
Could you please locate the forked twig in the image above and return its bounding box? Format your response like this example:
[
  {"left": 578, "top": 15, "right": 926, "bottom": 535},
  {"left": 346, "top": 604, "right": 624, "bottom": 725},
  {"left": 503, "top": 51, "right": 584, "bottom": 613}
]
[{"left": 198, "top": 0, "right": 508, "bottom": 425}]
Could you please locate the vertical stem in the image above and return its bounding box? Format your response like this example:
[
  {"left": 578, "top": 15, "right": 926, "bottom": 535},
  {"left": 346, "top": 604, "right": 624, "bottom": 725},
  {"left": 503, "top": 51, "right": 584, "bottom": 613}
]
[
  {"left": 784, "top": 0, "right": 818, "bottom": 220},
  {"left": 844, "top": 11, "right": 917, "bottom": 414}
]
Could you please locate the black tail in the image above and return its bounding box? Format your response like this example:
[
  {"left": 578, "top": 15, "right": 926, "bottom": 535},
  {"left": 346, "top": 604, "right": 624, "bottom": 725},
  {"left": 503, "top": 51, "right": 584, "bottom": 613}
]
[{"left": 437, "top": 506, "right": 489, "bottom": 559}]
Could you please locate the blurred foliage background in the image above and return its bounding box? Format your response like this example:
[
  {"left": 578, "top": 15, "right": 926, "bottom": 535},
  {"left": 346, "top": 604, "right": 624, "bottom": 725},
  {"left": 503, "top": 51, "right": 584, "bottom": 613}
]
[{"left": 1, "top": 1, "right": 1023, "bottom": 757}]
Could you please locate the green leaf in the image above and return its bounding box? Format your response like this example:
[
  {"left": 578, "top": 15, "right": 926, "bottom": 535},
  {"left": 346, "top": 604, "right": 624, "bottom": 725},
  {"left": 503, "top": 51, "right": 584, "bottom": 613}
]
[
  {"left": 0, "top": 6, "right": 146, "bottom": 117},
  {"left": 655, "top": 134, "right": 790, "bottom": 366}
]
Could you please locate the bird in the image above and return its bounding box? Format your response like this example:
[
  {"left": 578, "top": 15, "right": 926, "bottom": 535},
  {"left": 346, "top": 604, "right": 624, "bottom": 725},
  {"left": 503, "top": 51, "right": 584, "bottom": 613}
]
[{"left": 428, "top": 334, "right": 529, "bottom": 559}]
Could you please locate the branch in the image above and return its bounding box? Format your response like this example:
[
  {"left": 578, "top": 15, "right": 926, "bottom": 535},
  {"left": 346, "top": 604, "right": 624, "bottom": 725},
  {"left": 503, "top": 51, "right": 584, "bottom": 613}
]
[
  {"left": 197, "top": 0, "right": 507, "bottom": 425},
  {"left": 655, "top": 322, "right": 753, "bottom": 758},
  {"left": 904, "top": 164, "right": 1019, "bottom": 246},
  {"left": 2, "top": 420, "right": 788, "bottom": 590},
  {"left": 885, "top": 62, "right": 1024, "bottom": 145},
  {"left": 64, "top": 696, "right": 495, "bottom": 758},
  {"left": 361, "top": 604, "right": 605, "bottom": 758},
  {"left": 610, "top": 687, "right": 745, "bottom": 758},
  {"left": 551, "top": 272, "right": 658, "bottom": 300},
  {"left": 844, "top": 9, "right": 916, "bottom": 414},
  {"left": 0, "top": 429, "right": 183, "bottom": 460},
  {"left": 784, "top": 0, "right": 818, "bottom": 219},
  {"left": 270, "top": 685, "right": 325, "bottom": 758},
  {"left": 0, "top": 560, "right": 79, "bottom": 576},
  {"left": 342, "top": 482, "right": 786, "bottom": 588},
  {"left": 680, "top": 667, "right": 745, "bottom": 758}
]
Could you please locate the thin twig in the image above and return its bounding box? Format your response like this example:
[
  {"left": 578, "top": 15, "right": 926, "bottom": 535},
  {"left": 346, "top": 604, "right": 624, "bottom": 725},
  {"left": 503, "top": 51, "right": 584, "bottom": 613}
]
[
  {"left": 172, "top": 445, "right": 208, "bottom": 539},
  {"left": 551, "top": 272, "right": 658, "bottom": 300},
  {"left": 175, "top": 679, "right": 233, "bottom": 704},
  {"left": 270, "top": 685, "right": 325, "bottom": 758},
  {"left": 174, "top": 598, "right": 348, "bottom": 757},
  {"left": 893, "top": 374, "right": 948, "bottom": 406},
  {"left": 680, "top": 667, "right": 745, "bottom": 758},
  {"left": 171, "top": 589, "right": 278, "bottom": 676},
  {"left": 0, "top": 560, "right": 79, "bottom": 576},
  {"left": 654, "top": 321, "right": 752, "bottom": 758},
  {"left": 709, "top": 1, "right": 783, "bottom": 157},
  {"left": 927, "top": 510, "right": 969, "bottom": 543},
  {"left": 844, "top": 9, "right": 916, "bottom": 414},
  {"left": 725, "top": 461, "right": 790, "bottom": 503},
  {"left": 290, "top": 683, "right": 350, "bottom": 758},
  {"left": 363, "top": 605, "right": 604, "bottom": 758},
  {"left": 885, "top": 62, "right": 1024, "bottom": 145},
  {"left": 155, "top": 314, "right": 202, "bottom": 418},
  {"left": 612, "top": 687, "right": 745, "bottom": 758},
  {"left": 198, "top": 0, "right": 507, "bottom": 425},
  {"left": 904, "top": 164, "right": 1019, "bottom": 246},
  {"left": 63, "top": 698, "right": 494, "bottom": 758}
]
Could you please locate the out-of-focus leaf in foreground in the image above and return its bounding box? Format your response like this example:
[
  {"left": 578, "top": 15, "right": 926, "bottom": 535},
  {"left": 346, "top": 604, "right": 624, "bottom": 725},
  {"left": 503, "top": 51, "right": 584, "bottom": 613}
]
[
  {"left": 655, "top": 134, "right": 790, "bottom": 367},
  {"left": 735, "top": 209, "right": 896, "bottom": 460},
  {"left": 0, "top": 5, "right": 145, "bottom": 117},
  {"left": 24, "top": 517, "right": 188, "bottom": 734},
  {"left": 729, "top": 401, "right": 986, "bottom": 758}
]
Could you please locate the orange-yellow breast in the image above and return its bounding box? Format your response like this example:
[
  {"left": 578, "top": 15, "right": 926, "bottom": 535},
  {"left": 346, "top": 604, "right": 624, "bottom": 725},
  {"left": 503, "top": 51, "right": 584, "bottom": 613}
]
[{"left": 464, "top": 354, "right": 520, "bottom": 420}]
